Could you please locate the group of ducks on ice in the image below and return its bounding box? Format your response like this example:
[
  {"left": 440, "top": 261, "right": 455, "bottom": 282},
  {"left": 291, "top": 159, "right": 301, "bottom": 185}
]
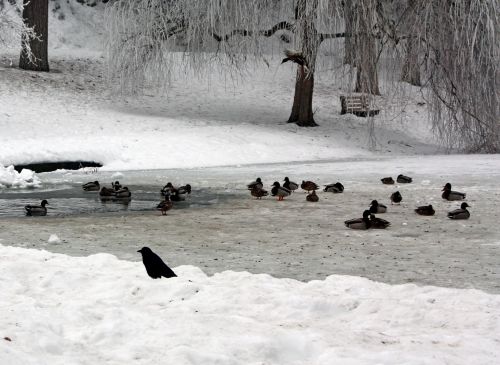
[
  {"left": 24, "top": 180, "right": 192, "bottom": 217},
  {"left": 82, "top": 180, "right": 192, "bottom": 216},
  {"left": 24, "top": 175, "right": 471, "bottom": 228},
  {"left": 246, "top": 175, "right": 471, "bottom": 230}
]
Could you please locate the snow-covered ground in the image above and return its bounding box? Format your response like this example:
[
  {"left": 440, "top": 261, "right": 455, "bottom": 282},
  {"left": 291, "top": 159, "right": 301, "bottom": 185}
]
[
  {"left": 0, "top": 52, "right": 439, "bottom": 171},
  {"left": 1, "top": 2, "right": 499, "bottom": 364},
  {"left": 1, "top": 244, "right": 499, "bottom": 365},
  {"left": 0, "top": 1, "right": 439, "bottom": 171}
]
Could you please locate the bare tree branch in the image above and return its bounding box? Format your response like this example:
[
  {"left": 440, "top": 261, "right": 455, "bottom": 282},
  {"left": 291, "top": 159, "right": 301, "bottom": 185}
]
[{"left": 210, "top": 21, "right": 294, "bottom": 42}]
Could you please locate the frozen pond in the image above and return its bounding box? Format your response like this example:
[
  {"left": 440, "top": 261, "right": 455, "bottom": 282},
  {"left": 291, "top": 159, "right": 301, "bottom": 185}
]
[{"left": 1, "top": 155, "right": 499, "bottom": 293}]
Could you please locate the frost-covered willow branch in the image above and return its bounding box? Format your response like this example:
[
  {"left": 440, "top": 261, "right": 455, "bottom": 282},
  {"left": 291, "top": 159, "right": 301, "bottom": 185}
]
[
  {"left": 104, "top": 0, "right": 344, "bottom": 92},
  {"left": 0, "top": 0, "right": 37, "bottom": 62},
  {"left": 414, "top": 0, "right": 499, "bottom": 152}
]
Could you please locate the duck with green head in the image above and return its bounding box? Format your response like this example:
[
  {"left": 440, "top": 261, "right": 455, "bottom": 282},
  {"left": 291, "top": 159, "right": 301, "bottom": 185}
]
[
  {"left": 25, "top": 199, "right": 49, "bottom": 216},
  {"left": 345, "top": 210, "right": 371, "bottom": 230},
  {"left": 442, "top": 183, "right": 466, "bottom": 201},
  {"left": 447, "top": 202, "right": 470, "bottom": 219},
  {"left": 271, "top": 181, "right": 291, "bottom": 201}
]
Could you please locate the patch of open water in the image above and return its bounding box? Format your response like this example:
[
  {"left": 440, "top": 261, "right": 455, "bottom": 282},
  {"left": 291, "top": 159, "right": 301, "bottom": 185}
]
[{"left": 0, "top": 182, "right": 234, "bottom": 217}]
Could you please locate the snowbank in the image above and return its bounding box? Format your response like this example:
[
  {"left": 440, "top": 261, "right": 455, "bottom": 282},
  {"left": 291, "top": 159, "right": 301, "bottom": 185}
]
[
  {"left": 0, "top": 164, "right": 41, "bottom": 188},
  {"left": 1, "top": 244, "right": 498, "bottom": 365}
]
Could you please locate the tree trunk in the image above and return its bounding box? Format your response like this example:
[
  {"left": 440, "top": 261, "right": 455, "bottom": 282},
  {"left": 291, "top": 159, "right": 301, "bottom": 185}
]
[
  {"left": 401, "top": 0, "right": 421, "bottom": 86},
  {"left": 353, "top": 0, "right": 380, "bottom": 95},
  {"left": 355, "top": 55, "right": 380, "bottom": 95},
  {"left": 287, "top": 0, "right": 319, "bottom": 127},
  {"left": 401, "top": 37, "right": 421, "bottom": 86},
  {"left": 343, "top": 1, "right": 355, "bottom": 65},
  {"left": 19, "top": 0, "right": 49, "bottom": 72},
  {"left": 288, "top": 67, "right": 317, "bottom": 126}
]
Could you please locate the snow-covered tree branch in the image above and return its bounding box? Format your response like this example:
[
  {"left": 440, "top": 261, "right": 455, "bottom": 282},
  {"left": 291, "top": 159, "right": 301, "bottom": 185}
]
[{"left": 0, "top": 0, "right": 36, "bottom": 63}]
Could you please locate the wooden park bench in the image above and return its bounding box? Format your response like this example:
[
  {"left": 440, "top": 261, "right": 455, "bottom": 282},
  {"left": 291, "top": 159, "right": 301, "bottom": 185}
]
[{"left": 340, "top": 94, "right": 380, "bottom": 117}]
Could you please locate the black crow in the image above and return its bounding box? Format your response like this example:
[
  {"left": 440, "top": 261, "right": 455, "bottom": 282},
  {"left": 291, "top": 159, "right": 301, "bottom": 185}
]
[{"left": 137, "top": 247, "right": 177, "bottom": 279}]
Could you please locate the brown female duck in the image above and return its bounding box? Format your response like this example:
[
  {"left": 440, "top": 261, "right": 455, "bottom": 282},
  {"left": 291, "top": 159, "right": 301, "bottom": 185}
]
[
  {"left": 301, "top": 180, "right": 319, "bottom": 193},
  {"left": 415, "top": 205, "right": 435, "bottom": 216}
]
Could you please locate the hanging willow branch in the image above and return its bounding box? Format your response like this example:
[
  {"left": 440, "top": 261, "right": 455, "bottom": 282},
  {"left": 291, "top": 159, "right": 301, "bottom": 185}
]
[
  {"left": 104, "top": 0, "right": 344, "bottom": 92},
  {"left": 413, "top": 0, "right": 499, "bottom": 152}
]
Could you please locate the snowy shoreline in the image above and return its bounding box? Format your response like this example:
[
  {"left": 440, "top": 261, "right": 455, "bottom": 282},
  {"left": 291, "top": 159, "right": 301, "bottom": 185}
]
[{"left": 1, "top": 244, "right": 499, "bottom": 365}]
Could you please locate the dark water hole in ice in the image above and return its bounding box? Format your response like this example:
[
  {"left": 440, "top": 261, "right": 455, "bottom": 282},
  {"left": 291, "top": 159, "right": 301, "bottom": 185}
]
[{"left": 0, "top": 183, "right": 233, "bottom": 218}]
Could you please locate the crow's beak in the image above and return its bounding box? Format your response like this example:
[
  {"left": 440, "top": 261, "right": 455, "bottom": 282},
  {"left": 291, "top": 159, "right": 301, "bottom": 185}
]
[{"left": 137, "top": 249, "right": 141, "bottom": 253}]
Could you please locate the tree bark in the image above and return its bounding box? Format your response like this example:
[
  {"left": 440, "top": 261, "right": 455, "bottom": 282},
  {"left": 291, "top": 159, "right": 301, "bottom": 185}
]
[
  {"left": 343, "top": 1, "right": 355, "bottom": 65},
  {"left": 19, "top": 0, "right": 49, "bottom": 72},
  {"left": 287, "top": 0, "right": 319, "bottom": 127},
  {"left": 288, "top": 67, "right": 317, "bottom": 126}
]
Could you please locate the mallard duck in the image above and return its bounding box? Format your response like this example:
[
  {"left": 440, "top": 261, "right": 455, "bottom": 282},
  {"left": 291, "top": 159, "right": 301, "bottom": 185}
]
[
  {"left": 390, "top": 191, "right": 402, "bottom": 204},
  {"left": 25, "top": 199, "right": 49, "bottom": 216},
  {"left": 99, "top": 186, "right": 116, "bottom": 197},
  {"left": 369, "top": 200, "right": 387, "bottom": 213},
  {"left": 397, "top": 174, "right": 413, "bottom": 183},
  {"left": 271, "top": 181, "right": 291, "bottom": 201},
  {"left": 250, "top": 186, "right": 268, "bottom": 199},
  {"left": 324, "top": 182, "right": 344, "bottom": 193},
  {"left": 301, "top": 180, "right": 319, "bottom": 192},
  {"left": 247, "top": 178, "right": 263, "bottom": 190},
  {"left": 381, "top": 177, "right": 395, "bottom": 184},
  {"left": 345, "top": 210, "right": 371, "bottom": 230},
  {"left": 115, "top": 187, "right": 131, "bottom": 198},
  {"left": 283, "top": 177, "right": 299, "bottom": 192},
  {"left": 415, "top": 205, "right": 435, "bottom": 216},
  {"left": 447, "top": 202, "right": 470, "bottom": 220},
  {"left": 370, "top": 214, "right": 391, "bottom": 229},
  {"left": 157, "top": 194, "right": 173, "bottom": 215},
  {"left": 306, "top": 190, "right": 319, "bottom": 202},
  {"left": 177, "top": 184, "right": 192, "bottom": 195},
  {"left": 170, "top": 191, "right": 185, "bottom": 202},
  {"left": 112, "top": 181, "right": 122, "bottom": 191},
  {"left": 161, "top": 182, "right": 176, "bottom": 196},
  {"left": 442, "top": 183, "right": 466, "bottom": 201},
  {"left": 82, "top": 181, "right": 100, "bottom": 191}
]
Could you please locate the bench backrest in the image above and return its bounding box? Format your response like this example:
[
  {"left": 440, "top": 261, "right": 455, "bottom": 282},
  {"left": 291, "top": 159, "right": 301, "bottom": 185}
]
[{"left": 344, "top": 95, "right": 370, "bottom": 109}]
